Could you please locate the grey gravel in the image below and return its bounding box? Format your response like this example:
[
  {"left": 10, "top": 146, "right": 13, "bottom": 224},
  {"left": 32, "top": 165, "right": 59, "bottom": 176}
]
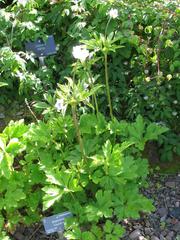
[
  {"left": 120, "top": 174, "right": 180, "bottom": 239},
  {"left": 165, "top": 181, "right": 176, "bottom": 188},
  {"left": 158, "top": 207, "right": 168, "bottom": 218},
  {"left": 151, "top": 237, "right": 160, "bottom": 240},
  {"left": 129, "top": 229, "right": 142, "bottom": 239}
]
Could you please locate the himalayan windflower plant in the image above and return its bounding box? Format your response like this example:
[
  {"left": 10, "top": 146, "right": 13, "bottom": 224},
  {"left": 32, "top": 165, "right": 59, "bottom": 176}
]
[{"left": 72, "top": 45, "right": 89, "bottom": 62}]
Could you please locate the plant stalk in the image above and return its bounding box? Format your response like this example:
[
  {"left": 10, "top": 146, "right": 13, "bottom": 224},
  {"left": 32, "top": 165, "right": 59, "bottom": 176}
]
[
  {"left": 87, "top": 71, "right": 99, "bottom": 114},
  {"left": 71, "top": 105, "right": 85, "bottom": 159},
  {"left": 104, "top": 53, "right": 113, "bottom": 119}
]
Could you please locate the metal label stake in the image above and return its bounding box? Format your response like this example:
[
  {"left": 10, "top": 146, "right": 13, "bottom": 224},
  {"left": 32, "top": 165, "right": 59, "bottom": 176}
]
[
  {"left": 39, "top": 56, "right": 45, "bottom": 66},
  {"left": 58, "top": 232, "right": 65, "bottom": 240}
]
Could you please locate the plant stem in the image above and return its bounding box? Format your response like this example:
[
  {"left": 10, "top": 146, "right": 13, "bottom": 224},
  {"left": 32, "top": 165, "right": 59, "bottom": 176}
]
[
  {"left": 71, "top": 104, "right": 85, "bottom": 159},
  {"left": 87, "top": 71, "right": 99, "bottom": 114},
  {"left": 104, "top": 53, "right": 113, "bottom": 119},
  {"left": 105, "top": 17, "right": 111, "bottom": 37}
]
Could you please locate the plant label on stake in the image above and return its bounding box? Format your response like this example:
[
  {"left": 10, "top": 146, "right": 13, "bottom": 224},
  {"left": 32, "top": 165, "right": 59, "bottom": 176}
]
[
  {"left": 42, "top": 211, "right": 72, "bottom": 237},
  {"left": 25, "top": 35, "right": 57, "bottom": 66}
]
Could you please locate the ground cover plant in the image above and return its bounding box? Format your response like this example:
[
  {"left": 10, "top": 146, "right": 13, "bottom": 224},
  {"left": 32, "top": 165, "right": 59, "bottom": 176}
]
[
  {"left": 0, "top": 114, "right": 168, "bottom": 239},
  {"left": 0, "top": 0, "right": 179, "bottom": 239}
]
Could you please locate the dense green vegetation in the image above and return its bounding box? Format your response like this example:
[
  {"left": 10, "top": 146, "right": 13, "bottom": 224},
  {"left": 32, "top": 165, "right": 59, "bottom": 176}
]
[{"left": 0, "top": 0, "right": 179, "bottom": 239}]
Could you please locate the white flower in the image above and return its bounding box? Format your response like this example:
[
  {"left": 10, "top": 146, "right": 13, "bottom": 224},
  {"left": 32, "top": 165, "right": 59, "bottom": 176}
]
[
  {"left": 150, "top": 104, "right": 154, "bottom": 108},
  {"left": 108, "top": 9, "right": 118, "bottom": 19},
  {"left": 83, "top": 83, "right": 89, "bottom": 90},
  {"left": 72, "top": 45, "right": 89, "bottom": 62},
  {"left": 123, "top": 61, "right": 128, "bottom": 65},
  {"left": 172, "top": 111, "right": 177, "bottom": 116},
  {"left": 166, "top": 74, "right": 172, "bottom": 81},
  {"left": 55, "top": 99, "right": 67, "bottom": 116},
  {"left": 144, "top": 96, "right": 148, "bottom": 100},
  {"left": 64, "top": 9, "right": 70, "bottom": 16},
  {"left": 77, "top": 21, "right": 86, "bottom": 29},
  {"left": 18, "top": 0, "right": 28, "bottom": 6},
  {"left": 173, "top": 100, "right": 178, "bottom": 104},
  {"left": 125, "top": 71, "right": 129, "bottom": 75},
  {"left": 145, "top": 77, "right": 151, "bottom": 82},
  {"left": 156, "top": 121, "right": 166, "bottom": 126},
  {"left": 168, "top": 84, "right": 172, "bottom": 89},
  {"left": 144, "top": 70, "right": 149, "bottom": 74}
]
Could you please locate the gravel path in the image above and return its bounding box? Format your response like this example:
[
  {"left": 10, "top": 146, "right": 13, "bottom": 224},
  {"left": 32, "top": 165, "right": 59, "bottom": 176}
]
[
  {"left": 121, "top": 174, "right": 180, "bottom": 240},
  {"left": 12, "top": 173, "right": 180, "bottom": 240}
]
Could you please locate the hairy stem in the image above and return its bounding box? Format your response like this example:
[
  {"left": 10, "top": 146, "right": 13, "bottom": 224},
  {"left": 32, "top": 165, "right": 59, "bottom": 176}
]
[{"left": 104, "top": 53, "right": 113, "bottom": 119}]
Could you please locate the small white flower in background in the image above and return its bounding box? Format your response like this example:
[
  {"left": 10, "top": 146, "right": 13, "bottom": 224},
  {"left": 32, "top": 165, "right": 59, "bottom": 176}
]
[
  {"left": 144, "top": 96, "right": 148, "bottom": 100},
  {"left": 145, "top": 77, "right": 151, "bottom": 82},
  {"left": 108, "top": 8, "right": 118, "bottom": 19},
  {"left": 156, "top": 121, "right": 166, "bottom": 126},
  {"left": 173, "top": 100, "right": 178, "bottom": 104},
  {"left": 125, "top": 71, "right": 129, "bottom": 75},
  {"left": 172, "top": 111, "right": 177, "bottom": 116},
  {"left": 123, "top": 61, "right": 128, "bottom": 65},
  {"left": 166, "top": 74, "right": 172, "bottom": 81},
  {"left": 144, "top": 69, "right": 149, "bottom": 74},
  {"left": 55, "top": 99, "right": 67, "bottom": 116},
  {"left": 64, "top": 9, "right": 70, "bottom": 16},
  {"left": 77, "top": 22, "right": 86, "bottom": 29},
  {"left": 72, "top": 45, "right": 89, "bottom": 62},
  {"left": 150, "top": 104, "right": 154, "bottom": 108},
  {"left": 168, "top": 84, "right": 172, "bottom": 89},
  {"left": 18, "top": 0, "right": 28, "bottom": 6}
]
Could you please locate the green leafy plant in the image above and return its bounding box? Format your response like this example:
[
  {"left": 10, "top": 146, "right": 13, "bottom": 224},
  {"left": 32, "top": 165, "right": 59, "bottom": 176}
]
[
  {"left": 0, "top": 120, "right": 43, "bottom": 239},
  {"left": 158, "top": 132, "right": 180, "bottom": 162},
  {"left": 0, "top": 111, "right": 168, "bottom": 239}
]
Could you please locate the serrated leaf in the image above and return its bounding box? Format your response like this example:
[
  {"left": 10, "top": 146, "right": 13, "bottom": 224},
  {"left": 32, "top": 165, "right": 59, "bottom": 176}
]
[
  {"left": 80, "top": 114, "right": 97, "bottom": 134},
  {"left": 104, "top": 220, "right": 113, "bottom": 233},
  {"left": 145, "top": 123, "right": 168, "bottom": 141},
  {"left": 6, "top": 138, "right": 25, "bottom": 156},
  {"left": 43, "top": 186, "right": 63, "bottom": 210},
  {"left": 0, "top": 152, "right": 13, "bottom": 179}
]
